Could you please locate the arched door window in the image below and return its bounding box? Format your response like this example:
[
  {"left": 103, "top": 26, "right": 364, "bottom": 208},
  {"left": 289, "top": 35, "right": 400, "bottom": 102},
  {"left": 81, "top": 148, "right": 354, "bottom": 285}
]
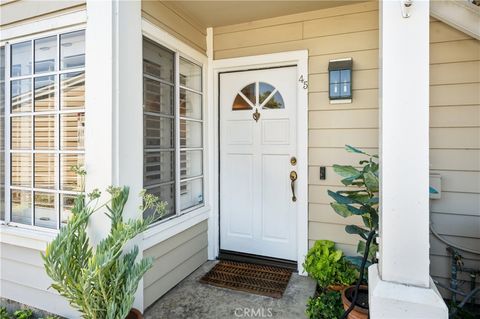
[{"left": 232, "top": 82, "right": 284, "bottom": 110}]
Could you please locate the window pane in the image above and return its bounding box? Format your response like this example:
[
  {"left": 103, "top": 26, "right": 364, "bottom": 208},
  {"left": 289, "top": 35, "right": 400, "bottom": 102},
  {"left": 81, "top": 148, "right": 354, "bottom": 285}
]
[
  {"left": 11, "top": 190, "right": 32, "bottom": 225},
  {"left": 263, "top": 91, "right": 284, "bottom": 109},
  {"left": 330, "top": 70, "right": 340, "bottom": 84},
  {"left": 143, "top": 40, "right": 174, "bottom": 83},
  {"left": 11, "top": 41, "right": 31, "bottom": 77},
  {"left": 145, "top": 115, "right": 174, "bottom": 149},
  {"left": 34, "top": 115, "right": 56, "bottom": 150},
  {"left": 0, "top": 47, "right": 4, "bottom": 220},
  {"left": 180, "top": 89, "right": 202, "bottom": 120},
  {"left": 144, "top": 151, "right": 174, "bottom": 186},
  {"left": 180, "top": 119, "right": 202, "bottom": 148},
  {"left": 180, "top": 150, "right": 202, "bottom": 180},
  {"left": 11, "top": 116, "right": 32, "bottom": 149},
  {"left": 180, "top": 178, "right": 203, "bottom": 211},
  {"left": 259, "top": 82, "right": 275, "bottom": 105},
  {"left": 35, "top": 36, "right": 56, "bottom": 73},
  {"left": 232, "top": 94, "right": 252, "bottom": 111},
  {"left": 61, "top": 112, "right": 84, "bottom": 150},
  {"left": 144, "top": 78, "right": 174, "bottom": 115},
  {"left": 34, "top": 192, "right": 56, "bottom": 229},
  {"left": 11, "top": 153, "right": 31, "bottom": 187},
  {"left": 144, "top": 184, "right": 175, "bottom": 220},
  {"left": 61, "top": 194, "right": 76, "bottom": 226},
  {"left": 61, "top": 154, "right": 84, "bottom": 191},
  {"left": 340, "top": 69, "right": 351, "bottom": 83},
  {"left": 179, "top": 58, "right": 201, "bottom": 91},
  {"left": 60, "top": 30, "right": 85, "bottom": 70},
  {"left": 11, "top": 79, "right": 32, "bottom": 112},
  {"left": 330, "top": 83, "right": 340, "bottom": 98},
  {"left": 34, "top": 153, "right": 56, "bottom": 189},
  {"left": 240, "top": 83, "right": 256, "bottom": 106},
  {"left": 61, "top": 72, "right": 85, "bottom": 109},
  {"left": 341, "top": 82, "right": 351, "bottom": 98},
  {"left": 34, "top": 75, "right": 56, "bottom": 111}
]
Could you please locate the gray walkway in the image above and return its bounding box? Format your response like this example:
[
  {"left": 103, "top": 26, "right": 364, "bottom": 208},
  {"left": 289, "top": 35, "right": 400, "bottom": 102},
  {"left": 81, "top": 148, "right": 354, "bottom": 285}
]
[{"left": 145, "top": 261, "right": 317, "bottom": 319}]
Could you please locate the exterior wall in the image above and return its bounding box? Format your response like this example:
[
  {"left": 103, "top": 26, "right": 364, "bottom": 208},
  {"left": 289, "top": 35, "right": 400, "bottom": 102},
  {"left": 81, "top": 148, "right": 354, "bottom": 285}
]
[
  {"left": 141, "top": 0, "right": 206, "bottom": 54},
  {"left": 429, "top": 18, "right": 480, "bottom": 297},
  {"left": 212, "top": 1, "right": 480, "bottom": 298},
  {"left": 213, "top": 0, "right": 379, "bottom": 256},
  {"left": 0, "top": 0, "right": 85, "bottom": 28},
  {"left": 0, "top": 1, "right": 86, "bottom": 316},
  {"left": 143, "top": 220, "right": 208, "bottom": 309},
  {"left": 0, "top": 242, "right": 79, "bottom": 317}
]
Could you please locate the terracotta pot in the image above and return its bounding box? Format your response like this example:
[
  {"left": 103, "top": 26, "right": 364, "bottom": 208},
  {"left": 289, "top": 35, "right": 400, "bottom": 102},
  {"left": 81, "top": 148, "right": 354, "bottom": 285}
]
[
  {"left": 126, "top": 308, "right": 143, "bottom": 319},
  {"left": 327, "top": 284, "right": 348, "bottom": 292},
  {"left": 341, "top": 285, "right": 369, "bottom": 319}
]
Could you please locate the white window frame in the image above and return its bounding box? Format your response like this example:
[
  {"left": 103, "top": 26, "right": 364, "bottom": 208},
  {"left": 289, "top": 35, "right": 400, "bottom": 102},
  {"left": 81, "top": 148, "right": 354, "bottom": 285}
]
[
  {"left": 141, "top": 19, "right": 210, "bottom": 243},
  {"left": 2, "top": 26, "right": 86, "bottom": 232}
]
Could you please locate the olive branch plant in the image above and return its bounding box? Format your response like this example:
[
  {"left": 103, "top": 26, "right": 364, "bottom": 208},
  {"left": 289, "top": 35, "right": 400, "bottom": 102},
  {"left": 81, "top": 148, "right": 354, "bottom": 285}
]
[{"left": 42, "top": 166, "right": 166, "bottom": 319}]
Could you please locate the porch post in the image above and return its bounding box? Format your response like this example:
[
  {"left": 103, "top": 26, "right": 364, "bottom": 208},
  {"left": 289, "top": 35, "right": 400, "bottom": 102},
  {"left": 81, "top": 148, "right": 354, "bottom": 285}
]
[
  {"left": 368, "top": 1, "right": 448, "bottom": 317},
  {"left": 85, "top": 0, "right": 144, "bottom": 310}
]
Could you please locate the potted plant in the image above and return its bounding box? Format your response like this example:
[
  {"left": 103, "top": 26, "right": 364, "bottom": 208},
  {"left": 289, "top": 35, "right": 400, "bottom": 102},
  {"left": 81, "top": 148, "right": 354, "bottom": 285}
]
[
  {"left": 303, "top": 240, "right": 358, "bottom": 292},
  {"left": 306, "top": 290, "right": 344, "bottom": 319},
  {"left": 327, "top": 145, "right": 379, "bottom": 319},
  {"left": 43, "top": 168, "right": 166, "bottom": 319}
]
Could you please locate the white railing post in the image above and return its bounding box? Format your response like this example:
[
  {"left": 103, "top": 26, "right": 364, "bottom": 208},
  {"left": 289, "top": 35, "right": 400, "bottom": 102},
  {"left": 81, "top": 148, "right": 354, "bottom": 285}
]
[{"left": 368, "top": 1, "right": 448, "bottom": 317}]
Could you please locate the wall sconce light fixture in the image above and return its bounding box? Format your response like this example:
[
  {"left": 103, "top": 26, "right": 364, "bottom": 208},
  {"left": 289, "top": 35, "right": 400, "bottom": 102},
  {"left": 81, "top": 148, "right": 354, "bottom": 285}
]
[{"left": 328, "top": 58, "right": 352, "bottom": 103}]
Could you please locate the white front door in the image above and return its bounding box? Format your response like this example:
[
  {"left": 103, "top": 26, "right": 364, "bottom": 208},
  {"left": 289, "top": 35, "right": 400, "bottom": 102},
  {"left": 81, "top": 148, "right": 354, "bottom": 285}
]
[{"left": 220, "top": 66, "right": 298, "bottom": 261}]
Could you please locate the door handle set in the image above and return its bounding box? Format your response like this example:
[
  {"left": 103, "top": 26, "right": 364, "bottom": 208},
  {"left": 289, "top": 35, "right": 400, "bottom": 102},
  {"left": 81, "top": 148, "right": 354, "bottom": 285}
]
[{"left": 290, "top": 171, "right": 297, "bottom": 202}]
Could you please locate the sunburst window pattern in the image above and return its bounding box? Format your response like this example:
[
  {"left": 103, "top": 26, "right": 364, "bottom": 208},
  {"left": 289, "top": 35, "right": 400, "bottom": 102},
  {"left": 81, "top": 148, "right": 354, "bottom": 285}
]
[{"left": 232, "top": 82, "right": 284, "bottom": 111}]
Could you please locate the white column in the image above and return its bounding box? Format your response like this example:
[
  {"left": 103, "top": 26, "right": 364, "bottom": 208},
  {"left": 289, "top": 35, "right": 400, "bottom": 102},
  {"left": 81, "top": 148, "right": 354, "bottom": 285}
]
[
  {"left": 368, "top": 1, "right": 448, "bottom": 318},
  {"left": 85, "top": 0, "right": 144, "bottom": 311}
]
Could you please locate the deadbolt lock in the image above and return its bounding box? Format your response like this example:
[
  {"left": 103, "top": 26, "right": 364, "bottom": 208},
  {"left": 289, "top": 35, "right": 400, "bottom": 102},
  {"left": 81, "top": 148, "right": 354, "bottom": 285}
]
[{"left": 290, "top": 156, "right": 297, "bottom": 166}]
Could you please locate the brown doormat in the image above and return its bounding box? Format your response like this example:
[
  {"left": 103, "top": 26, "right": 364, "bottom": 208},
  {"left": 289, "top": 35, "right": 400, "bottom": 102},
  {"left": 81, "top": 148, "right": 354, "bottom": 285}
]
[{"left": 199, "top": 260, "right": 293, "bottom": 298}]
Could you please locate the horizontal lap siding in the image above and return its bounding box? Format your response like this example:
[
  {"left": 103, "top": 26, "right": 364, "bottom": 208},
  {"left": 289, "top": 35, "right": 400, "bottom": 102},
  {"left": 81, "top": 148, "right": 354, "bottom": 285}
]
[
  {"left": 0, "top": 243, "right": 80, "bottom": 317},
  {"left": 429, "top": 21, "right": 480, "bottom": 297},
  {"left": 143, "top": 221, "right": 208, "bottom": 309},
  {"left": 213, "top": 2, "right": 480, "bottom": 301},
  {"left": 141, "top": 0, "right": 206, "bottom": 54},
  {"left": 213, "top": 1, "right": 380, "bottom": 261}
]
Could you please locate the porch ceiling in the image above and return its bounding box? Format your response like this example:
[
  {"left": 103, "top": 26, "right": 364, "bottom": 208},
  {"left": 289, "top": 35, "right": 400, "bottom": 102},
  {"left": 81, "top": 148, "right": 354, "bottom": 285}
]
[{"left": 164, "top": 0, "right": 366, "bottom": 28}]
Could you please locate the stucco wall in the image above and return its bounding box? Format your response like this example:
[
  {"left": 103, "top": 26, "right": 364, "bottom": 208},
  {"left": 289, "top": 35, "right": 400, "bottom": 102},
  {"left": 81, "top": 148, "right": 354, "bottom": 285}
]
[
  {"left": 141, "top": 0, "right": 206, "bottom": 54},
  {"left": 143, "top": 220, "right": 208, "bottom": 309},
  {"left": 212, "top": 1, "right": 480, "bottom": 299}
]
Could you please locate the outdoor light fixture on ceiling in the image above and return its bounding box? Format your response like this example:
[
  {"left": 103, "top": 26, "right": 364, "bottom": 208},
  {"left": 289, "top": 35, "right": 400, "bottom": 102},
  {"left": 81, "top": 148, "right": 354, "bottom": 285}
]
[
  {"left": 401, "top": 0, "right": 413, "bottom": 18},
  {"left": 328, "top": 58, "right": 352, "bottom": 103}
]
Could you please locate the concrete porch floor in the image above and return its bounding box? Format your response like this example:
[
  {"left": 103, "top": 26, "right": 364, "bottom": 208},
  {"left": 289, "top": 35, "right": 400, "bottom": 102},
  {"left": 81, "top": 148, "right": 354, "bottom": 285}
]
[{"left": 145, "top": 261, "right": 317, "bottom": 319}]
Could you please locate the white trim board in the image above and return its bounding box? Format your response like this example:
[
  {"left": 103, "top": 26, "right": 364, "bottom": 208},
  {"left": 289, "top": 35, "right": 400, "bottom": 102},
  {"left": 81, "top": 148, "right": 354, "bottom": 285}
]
[{"left": 210, "top": 50, "right": 309, "bottom": 274}]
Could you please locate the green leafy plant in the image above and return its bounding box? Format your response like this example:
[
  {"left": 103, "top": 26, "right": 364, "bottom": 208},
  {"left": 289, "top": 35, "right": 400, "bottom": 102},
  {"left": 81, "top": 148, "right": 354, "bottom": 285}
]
[
  {"left": 303, "top": 240, "right": 357, "bottom": 288},
  {"left": 306, "top": 291, "right": 343, "bottom": 319},
  {"left": 43, "top": 169, "right": 166, "bottom": 319},
  {"left": 0, "top": 307, "right": 10, "bottom": 319},
  {"left": 327, "top": 145, "right": 379, "bottom": 266},
  {"left": 13, "top": 309, "right": 32, "bottom": 319}
]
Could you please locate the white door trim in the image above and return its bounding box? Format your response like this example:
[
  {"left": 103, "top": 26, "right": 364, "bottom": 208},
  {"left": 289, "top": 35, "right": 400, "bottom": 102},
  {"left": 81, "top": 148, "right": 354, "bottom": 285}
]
[{"left": 209, "top": 50, "right": 309, "bottom": 274}]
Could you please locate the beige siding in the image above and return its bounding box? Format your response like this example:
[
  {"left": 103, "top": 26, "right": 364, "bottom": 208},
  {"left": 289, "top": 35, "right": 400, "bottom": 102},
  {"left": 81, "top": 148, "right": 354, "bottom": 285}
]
[
  {"left": 143, "top": 221, "right": 208, "bottom": 309},
  {"left": 429, "top": 21, "right": 480, "bottom": 298},
  {"left": 0, "top": 0, "right": 85, "bottom": 28},
  {"left": 0, "top": 243, "right": 79, "bottom": 317},
  {"left": 141, "top": 0, "right": 206, "bottom": 54},
  {"left": 213, "top": 0, "right": 380, "bottom": 257},
  {"left": 213, "top": 2, "right": 480, "bottom": 300}
]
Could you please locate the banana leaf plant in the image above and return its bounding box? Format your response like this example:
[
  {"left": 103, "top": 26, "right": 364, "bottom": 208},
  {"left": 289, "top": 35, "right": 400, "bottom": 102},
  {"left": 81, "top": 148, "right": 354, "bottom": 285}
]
[{"left": 327, "top": 145, "right": 379, "bottom": 267}]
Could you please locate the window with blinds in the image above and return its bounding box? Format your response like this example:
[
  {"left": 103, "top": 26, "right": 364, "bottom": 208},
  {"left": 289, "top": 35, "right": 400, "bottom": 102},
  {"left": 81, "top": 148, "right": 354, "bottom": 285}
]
[
  {"left": 143, "top": 38, "right": 204, "bottom": 223},
  {"left": 4, "top": 30, "right": 85, "bottom": 229}
]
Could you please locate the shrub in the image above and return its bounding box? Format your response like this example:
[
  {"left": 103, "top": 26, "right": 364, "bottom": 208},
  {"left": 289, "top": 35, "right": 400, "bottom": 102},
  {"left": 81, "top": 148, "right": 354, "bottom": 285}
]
[
  {"left": 306, "top": 291, "right": 343, "bottom": 319},
  {"left": 303, "top": 240, "right": 357, "bottom": 288},
  {"left": 13, "top": 309, "right": 32, "bottom": 319},
  {"left": 43, "top": 182, "right": 166, "bottom": 319},
  {"left": 0, "top": 307, "right": 10, "bottom": 319}
]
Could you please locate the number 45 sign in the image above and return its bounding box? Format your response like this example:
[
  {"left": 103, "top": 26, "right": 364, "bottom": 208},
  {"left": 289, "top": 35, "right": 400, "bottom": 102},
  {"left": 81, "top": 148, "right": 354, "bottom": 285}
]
[{"left": 299, "top": 75, "right": 308, "bottom": 90}]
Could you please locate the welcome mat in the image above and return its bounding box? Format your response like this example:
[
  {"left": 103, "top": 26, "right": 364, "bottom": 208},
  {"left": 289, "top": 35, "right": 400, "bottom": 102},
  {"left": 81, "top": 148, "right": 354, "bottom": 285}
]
[{"left": 199, "top": 260, "right": 292, "bottom": 298}]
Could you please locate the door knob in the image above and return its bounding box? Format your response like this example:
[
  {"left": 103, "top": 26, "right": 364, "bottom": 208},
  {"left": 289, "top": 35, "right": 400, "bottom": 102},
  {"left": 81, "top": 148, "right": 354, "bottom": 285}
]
[{"left": 290, "top": 171, "right": 297, "bottom": 202}]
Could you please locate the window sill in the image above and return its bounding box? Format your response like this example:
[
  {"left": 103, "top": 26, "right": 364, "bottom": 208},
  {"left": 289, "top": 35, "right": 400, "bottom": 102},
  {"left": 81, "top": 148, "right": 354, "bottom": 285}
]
[
  {"left": 0, "top": 224, "right": 57, "bottom": 251},
  {"left": 142, "top": 206, "right": 210, "bottom": 250}
]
